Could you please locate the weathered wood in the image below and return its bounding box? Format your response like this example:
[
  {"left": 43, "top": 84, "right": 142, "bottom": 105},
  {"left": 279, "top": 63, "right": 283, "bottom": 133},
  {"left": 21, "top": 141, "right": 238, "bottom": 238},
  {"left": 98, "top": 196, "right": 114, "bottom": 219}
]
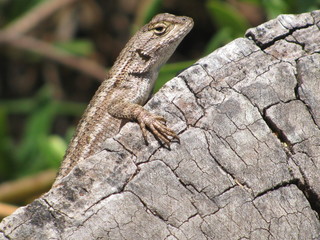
[{"left": 1, "top": 10, "right": 320, "bottom": 240}]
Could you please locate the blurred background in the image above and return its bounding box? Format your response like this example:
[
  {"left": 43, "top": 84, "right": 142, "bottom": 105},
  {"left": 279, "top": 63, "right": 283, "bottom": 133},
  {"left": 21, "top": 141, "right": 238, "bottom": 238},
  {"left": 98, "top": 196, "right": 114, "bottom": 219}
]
[{"left": 0, "top": 0, "right": 319, "bottom": 218}]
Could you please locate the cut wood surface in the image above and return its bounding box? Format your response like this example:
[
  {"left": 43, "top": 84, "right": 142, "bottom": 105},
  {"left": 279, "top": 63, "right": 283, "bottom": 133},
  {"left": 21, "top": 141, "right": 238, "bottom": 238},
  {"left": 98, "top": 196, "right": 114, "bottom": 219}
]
[{"left": 1, "top": 10, "right": 320, "bottom": 240}]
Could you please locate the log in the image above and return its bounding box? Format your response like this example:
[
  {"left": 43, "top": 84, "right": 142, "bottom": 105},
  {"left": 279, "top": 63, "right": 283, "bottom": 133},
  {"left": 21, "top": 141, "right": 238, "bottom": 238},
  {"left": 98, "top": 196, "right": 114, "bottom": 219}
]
[{"left": 1, "top": 10, "right": 320, "bottom": 240}]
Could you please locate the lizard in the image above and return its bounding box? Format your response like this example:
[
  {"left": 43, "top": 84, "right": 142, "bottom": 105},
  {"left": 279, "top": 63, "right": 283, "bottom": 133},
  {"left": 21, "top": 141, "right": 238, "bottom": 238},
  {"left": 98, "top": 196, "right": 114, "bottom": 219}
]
[{"left": 53, "top": 13, "right": 194, "bottom": 187}]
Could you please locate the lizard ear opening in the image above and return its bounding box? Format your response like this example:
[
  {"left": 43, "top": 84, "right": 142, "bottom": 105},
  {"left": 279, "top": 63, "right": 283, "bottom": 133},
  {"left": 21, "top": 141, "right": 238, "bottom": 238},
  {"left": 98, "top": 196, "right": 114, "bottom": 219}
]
[{"left": 137, "top": 49, "right": 151, "bottom": 61}]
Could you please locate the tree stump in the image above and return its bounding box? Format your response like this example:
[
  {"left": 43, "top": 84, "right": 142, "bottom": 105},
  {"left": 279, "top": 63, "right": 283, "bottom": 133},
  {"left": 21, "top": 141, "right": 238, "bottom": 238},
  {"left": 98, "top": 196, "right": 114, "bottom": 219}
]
[{"left": 1, "top": 10, "right": 320, "bottom": 240}]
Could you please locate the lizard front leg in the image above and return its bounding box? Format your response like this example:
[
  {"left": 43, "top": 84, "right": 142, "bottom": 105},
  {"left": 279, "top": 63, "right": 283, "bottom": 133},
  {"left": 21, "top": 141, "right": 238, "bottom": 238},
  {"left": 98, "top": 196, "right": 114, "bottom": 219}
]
[{"left": 108, "top": 101, "right": 179, "bottom": 146}]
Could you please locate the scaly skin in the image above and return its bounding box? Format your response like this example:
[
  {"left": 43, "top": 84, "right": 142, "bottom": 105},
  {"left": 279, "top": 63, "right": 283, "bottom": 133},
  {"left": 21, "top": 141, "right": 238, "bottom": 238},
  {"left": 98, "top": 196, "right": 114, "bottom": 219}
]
[{"left": 53, "top": 13, "right": 194, "bottom": 186}]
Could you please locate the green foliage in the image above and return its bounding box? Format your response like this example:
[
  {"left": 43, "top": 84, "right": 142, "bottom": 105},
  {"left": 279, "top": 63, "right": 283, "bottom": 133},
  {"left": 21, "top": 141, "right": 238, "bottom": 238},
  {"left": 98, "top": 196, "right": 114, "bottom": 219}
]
[
  {"left": 0, "top": 86, "right": 86, "bottom": 180},
  {"left": 156, "top": 60, "right": 194, "bottom": 92},
  {"left": 203, "top": 27, "right": 234, "bottom": 56},
  {"left": 140, "top": 0, "right": 163, "bottom": 24},
  {"left": 262, "top": 0, "right": 290, "bottom": 19},
  {"left": 205, "top": 0, "right": 320, "bottom": 53},
  {"left": 207, "top": 0, "right": 250, "bottom": 33},
  {"left": 205, "top": 0, "right": 250, "bottom": 53},
  {"left": 261, "top": 0, "right": 320, "bottom": 19},
  {"left": 54, "top": 40, "right": 94, "bottom": 57},
  {"left": 131, "top": 0, "right": 162, "bottom": 33},
  {"left": 41, "top": 135, "right": 67, "bottom": 168},
  {"left": 0, "top": 107, "right": 14, "bottom": 181},
  {"left": 14, "top": 87, "right": 61, "bottom": 174},
  {"left": 1, "top": 0, "right": 45, "bottom": 26},
  {"left": 1, "top": 0, "right": 320, "bottom": 182}
]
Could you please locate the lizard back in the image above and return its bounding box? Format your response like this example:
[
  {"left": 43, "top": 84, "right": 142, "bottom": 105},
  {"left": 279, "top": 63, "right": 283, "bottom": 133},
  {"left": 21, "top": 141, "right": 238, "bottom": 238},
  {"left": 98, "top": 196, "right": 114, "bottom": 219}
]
[{"left": 53, "top": 13, "right": 193, "bottom": 186}]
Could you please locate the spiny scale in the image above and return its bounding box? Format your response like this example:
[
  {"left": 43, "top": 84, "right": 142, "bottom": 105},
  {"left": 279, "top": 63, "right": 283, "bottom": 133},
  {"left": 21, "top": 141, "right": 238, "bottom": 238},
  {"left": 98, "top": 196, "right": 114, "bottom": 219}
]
[{"left": 53, "top": 13, "right": 194, "bottom": 186}]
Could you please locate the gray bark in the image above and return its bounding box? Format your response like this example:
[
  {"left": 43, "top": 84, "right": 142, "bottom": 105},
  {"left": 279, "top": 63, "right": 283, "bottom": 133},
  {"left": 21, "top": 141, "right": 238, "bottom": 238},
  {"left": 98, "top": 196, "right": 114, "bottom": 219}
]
[{"left": 1, "top": 10, "right": 320, "bottom": 240}]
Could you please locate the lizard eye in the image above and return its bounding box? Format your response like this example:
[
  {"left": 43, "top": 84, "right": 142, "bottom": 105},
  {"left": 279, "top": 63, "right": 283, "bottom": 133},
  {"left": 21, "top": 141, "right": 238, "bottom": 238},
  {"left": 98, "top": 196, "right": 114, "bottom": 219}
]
[{"left": 153, "top": 24, "right": 167, "bottom": 35}]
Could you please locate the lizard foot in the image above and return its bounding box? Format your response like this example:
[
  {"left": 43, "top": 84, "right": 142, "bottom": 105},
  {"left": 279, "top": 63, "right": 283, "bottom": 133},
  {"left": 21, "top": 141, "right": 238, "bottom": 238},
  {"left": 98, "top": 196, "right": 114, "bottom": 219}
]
[{"left": 137, "top": 111, "right": 179, "bottom": 146}]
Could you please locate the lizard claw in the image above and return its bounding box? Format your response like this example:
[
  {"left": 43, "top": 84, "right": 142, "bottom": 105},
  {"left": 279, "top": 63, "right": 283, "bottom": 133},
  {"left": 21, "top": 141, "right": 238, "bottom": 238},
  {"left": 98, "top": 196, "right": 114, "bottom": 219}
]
[{"left": 137, "top": 111, "right": 179, "bottom": 146}]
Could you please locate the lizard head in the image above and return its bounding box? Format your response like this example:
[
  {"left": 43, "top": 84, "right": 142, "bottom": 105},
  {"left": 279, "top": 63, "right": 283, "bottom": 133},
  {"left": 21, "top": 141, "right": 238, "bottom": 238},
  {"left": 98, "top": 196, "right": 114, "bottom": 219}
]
[
  {"left": 140, "top": 13, "right": 194, "bottom": 68},
  {"left": 129, "top": 13, "right": 194, "bottom": 73},
  {"left": 109, "top": 13, "right": 193, "bottom": 76}
]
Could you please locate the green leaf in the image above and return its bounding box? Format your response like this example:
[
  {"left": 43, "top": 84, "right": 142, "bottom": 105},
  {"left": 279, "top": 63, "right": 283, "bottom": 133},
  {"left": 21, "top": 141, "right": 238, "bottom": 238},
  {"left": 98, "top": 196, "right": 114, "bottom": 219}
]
[
  {"left": 295, "top": 0, "right": 320, "bottom": 12},
  {"left": 40, "top": 135, "right": 66, "bottom": 169},
  {"left": 131, "top": 0, "right": 162, "bottom": 33},
  {"left": 155, "top": 60, "right": 194, "bottom": 92},
  {"left": 14, "top": 87, "right": 57, "bottom": 175},
  {"left": 207, "top": 0, "right": 250, "bottom": 36},
  {"left": 54, "top": 40, "right": 94, "bottom": 57},
  {"left": 261, "top": 0, "right": 289, "bottom": 19},
  {"left": 0, "top": 107, "right": 14, "bottom": 181},
  {"left": 241, "top": 0, "right": 261, "bottom": 4},
  {"left": 3, "top": 0, "right": 45, "bottom": 24},
  {"left": 141, "top": 0, "right": 163, "bottom": 24},
  {"left": 203, "top": 27, "right": 234, "bottom": 55},
  {"left": 261, "top": 0, "right": 320, "bottom": 18}
]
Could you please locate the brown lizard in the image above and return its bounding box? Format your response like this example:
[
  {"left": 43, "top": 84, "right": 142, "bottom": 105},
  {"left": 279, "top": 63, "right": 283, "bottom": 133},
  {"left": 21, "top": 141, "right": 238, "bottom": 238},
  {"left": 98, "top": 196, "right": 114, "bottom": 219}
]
[{"left": 53, "top": 13, "right": 193, "bottom": 186}]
